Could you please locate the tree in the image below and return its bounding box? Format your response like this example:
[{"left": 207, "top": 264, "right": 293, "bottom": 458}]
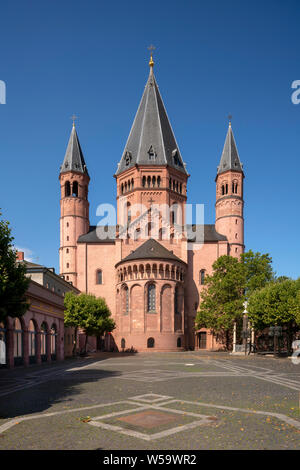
[
  {"left": 241, "top": 250, "right": 274, "bottom": 296},
  {"left": 195, "top": 256, "right": 246, "bottom": 350},
  {"left": 64, "top": 292, "right": 115, "bottom": 355},
  {"left": 0, "top": 212, "right": 30, "bottom": 322},
  {"left": 248, "top": 278, "right": 300, "bottom": 330}
]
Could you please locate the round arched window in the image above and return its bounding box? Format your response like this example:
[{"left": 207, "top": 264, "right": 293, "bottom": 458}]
[
  {"left": 28, "top": 320, "right": 36, "bottom": 360},
  {"left": 147, "top": 337, "right": 155, "bottom": 348},
  {"left": 14, "top": 318, "right": 23, "bottom": 363}
]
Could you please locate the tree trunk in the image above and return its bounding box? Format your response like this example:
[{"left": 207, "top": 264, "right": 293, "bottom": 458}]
[
  {"left": 84, "top": 333, "right": 88, "bottom": 354},
  {"left": 72, "top": 327, "right": 78, "bottom": 356},
  {"left": 225, "top": 330, "right": 230, "bottom": 351}
]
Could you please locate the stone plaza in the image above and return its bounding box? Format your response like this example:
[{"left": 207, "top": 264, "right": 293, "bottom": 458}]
[{"left": 0, "top": 351, "right": 300, "bottom": 450}]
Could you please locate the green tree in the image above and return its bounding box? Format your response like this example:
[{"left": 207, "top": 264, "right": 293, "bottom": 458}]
[
  {"left": 64, "top": 292, "right": 115, "bottom": 355},
  {"left": 241, "top": 250, "right": 274, "bottom": 296},
  {"left": 0, "top": 212, "right": 30, "bottom": 322},
  {"left": 195, "top": 256, "right": 246, "bottom": 350},
  {"left": 247, "top": 278, "right": 300, "bottom": 348}
]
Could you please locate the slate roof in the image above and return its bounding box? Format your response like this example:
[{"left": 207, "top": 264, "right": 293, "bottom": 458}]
[
  {"left": 217, "top": 123, "right": 243, "bottom": 175},
  {"left": 116, "top": 67, "right": 187, "bottom": 176},
  {"left": 60, "top": 125, "right": 88, "bottom": 175},
  {"left": 77, "top": 225, "right": 227, "bottom": 244},
  {"left": 77, "top": 226, "right": 116, "bottom": 243},
  {"left": 117, "top": 238, "right": 185, "bottom": 265},
  {"left": 186, "top": 224, "right": 227, "bottom": 242}
]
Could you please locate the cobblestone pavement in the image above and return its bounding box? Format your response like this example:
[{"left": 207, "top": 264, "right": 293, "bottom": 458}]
[{"left": 0, "top": 351, "right": 300, "bottom": 450}]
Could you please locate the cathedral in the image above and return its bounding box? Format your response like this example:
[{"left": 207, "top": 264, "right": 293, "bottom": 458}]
[{"left": 58, "top": 54, "right": 245, "bottom": 352}]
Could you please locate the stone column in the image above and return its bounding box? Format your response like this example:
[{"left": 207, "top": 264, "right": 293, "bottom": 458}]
[
  {"left": 171, "top": 285, "right": 175, "bottom": 333},
  {"left": 233, "top": 322, "right": 237, "bottom": 353},
  {"left": 46, "top": 332, "right": 51, "bottom": 362},
  {"left": 6, "top": 325, "right": 14, "bottom": 369},
  {"left": 23, "top": 327, "right": 29, "bottom": 367},
  {"left": 36, "top": 331, "right": 41, "bottom": 365}
]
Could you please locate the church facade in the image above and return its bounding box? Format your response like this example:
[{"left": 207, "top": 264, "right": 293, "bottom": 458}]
[{"left": 58, "top": 56, "right": 245, "bottom": 352}]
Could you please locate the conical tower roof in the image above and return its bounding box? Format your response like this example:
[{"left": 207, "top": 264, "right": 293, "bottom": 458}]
[
  {"left": 217, "top": 122, "right": 243, "bottom": 175},
  {"left": 116, "top": 62, "right": 187, "bottom": 175},
  {"left": 60, "top": 124, "right": 88, "bottom": 175}
]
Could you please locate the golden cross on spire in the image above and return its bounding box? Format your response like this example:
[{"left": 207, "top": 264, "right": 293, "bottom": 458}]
[
  {"left": 148, "top": 44, "right": 155, "bottom": 68},
  {"left": 71, "top": 114, "right": 78, "bottom": 127},
  {"left": 228, "top": 114, "right": 232, "bottom": 127}
]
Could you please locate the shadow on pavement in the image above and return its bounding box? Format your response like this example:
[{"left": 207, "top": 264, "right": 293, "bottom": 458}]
[{"left": 0, "top": 362, "right": 124, "bottom": 420}]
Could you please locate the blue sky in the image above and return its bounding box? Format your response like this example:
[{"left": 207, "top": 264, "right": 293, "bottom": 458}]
[{"left": 0, "top": 0, "right": 299, "bottom": 278}]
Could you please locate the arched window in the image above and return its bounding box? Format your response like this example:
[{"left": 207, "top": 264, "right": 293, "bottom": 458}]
[
  {"left": 121, "top": 338, "right": 126, "bottom": 350},
  {"left": 127, "top": 205, "right": 131, "bottom": 224},
  {"left": 72, "top": 181, "right": 78, "bottom": 197},
  {"left": 14, "top": 318, "right": 23, "bottom": 365},
  {"left": 147, "top": 337, "right": 155, "bottom": 348},
  {"left": 147, "top": 176, "right": 151, "bottom": 188},
  {"left": 131, "top": 178, "right": 134, "bottom": 189},
  {"left": 142, "top": 176, "right": 146, "bottom": 187},
  {"left": 147, "top": 284, "right": 156, "bottom": 312},
  {"left": 121, "top": 183, "right": 124, "bottom": 194},
  {"left": 152, "top": 176, "right": 156, "bottom": 187},
  {"left": 232, "top": 181, "right": 238, "bottom": 194},
  {"left": 134, "top": 228, "right": 141, "bottom": 241},
  {"left": 50, "top": 324, "right": 57, "bottom": 359},
  {"left": 123, "top": 286, "right": 129, "bottom": 314},
  {"left": 41, "top": 322, "right": 48, "bottom": 360},
  {"left": 157, "top": 176, "right": 161, "bottom": 187},
  {"left": 169, "top": 178, "right": 172, "bottom": 189},
  {"left": 28, "top": 320, "right": 36, "bottom": 362},
  {"left": 65, "top": 181, "right": 71, "bottom": 197},
  {"left": 96, "top": 269, "right": 103, "bottom": 285},
  {"left": 0, "top": 321, "right": 6, "bottom": 366},
  {"left": 174, "top": 286, "right": 179, "bottom": 314},
  {"left": 199, "top": 269, "right": 205, "bottom": 285},
  {"left": 222, "top": 185, "right": 225, "bottom": 195},
  {"left": 225, "top": 183, "right": 228, "bottom": 194},
  {"left": 177, "top": 337, "right": 182, "bottom": 348}
]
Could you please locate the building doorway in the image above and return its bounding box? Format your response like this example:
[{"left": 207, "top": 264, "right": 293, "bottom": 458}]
[{"left": 198, "top": 332, "right": 207, "bottom": 349}]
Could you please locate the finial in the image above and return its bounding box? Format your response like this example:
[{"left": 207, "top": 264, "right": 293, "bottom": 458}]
[
  {"left": 71, "top": 114, "right": 78, "bottom": 127},
  {"left": 148, "top": 44, "right": 155, "bottom": 68},
  {"left": 228, "top": 114, "right": 232, "bottom": 127}
]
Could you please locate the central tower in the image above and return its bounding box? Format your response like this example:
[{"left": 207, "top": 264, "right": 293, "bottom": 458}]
[{"left": 114, "top": 53, "right": 189, "bottom": 236}]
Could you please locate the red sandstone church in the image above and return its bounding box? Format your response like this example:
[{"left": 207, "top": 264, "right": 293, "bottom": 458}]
[{"left": 59, "top": 55, "right": 244, "bottom": 352}]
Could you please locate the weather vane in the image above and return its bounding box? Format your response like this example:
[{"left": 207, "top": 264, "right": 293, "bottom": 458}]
[
  {"left": 71, "top": 114, "right": 78, "bottom": 127},
  {"left": 148, "top": 44, "right": 156, "bottom": 67}
]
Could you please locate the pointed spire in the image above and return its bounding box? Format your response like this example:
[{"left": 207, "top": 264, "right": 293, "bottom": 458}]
[
  {"left": 116, "top": 57, "right": 187, "bottom": 175},
  {"left": 217, "top": 122, "right": 243, "bottom": 175},
  {"left": 60, "top": 125, "right": 88, "bottom": 175}
]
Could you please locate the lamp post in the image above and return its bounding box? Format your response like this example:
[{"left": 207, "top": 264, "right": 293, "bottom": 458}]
[{"left": 242, "top": 302, "right": 251, "bottom": 355}]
